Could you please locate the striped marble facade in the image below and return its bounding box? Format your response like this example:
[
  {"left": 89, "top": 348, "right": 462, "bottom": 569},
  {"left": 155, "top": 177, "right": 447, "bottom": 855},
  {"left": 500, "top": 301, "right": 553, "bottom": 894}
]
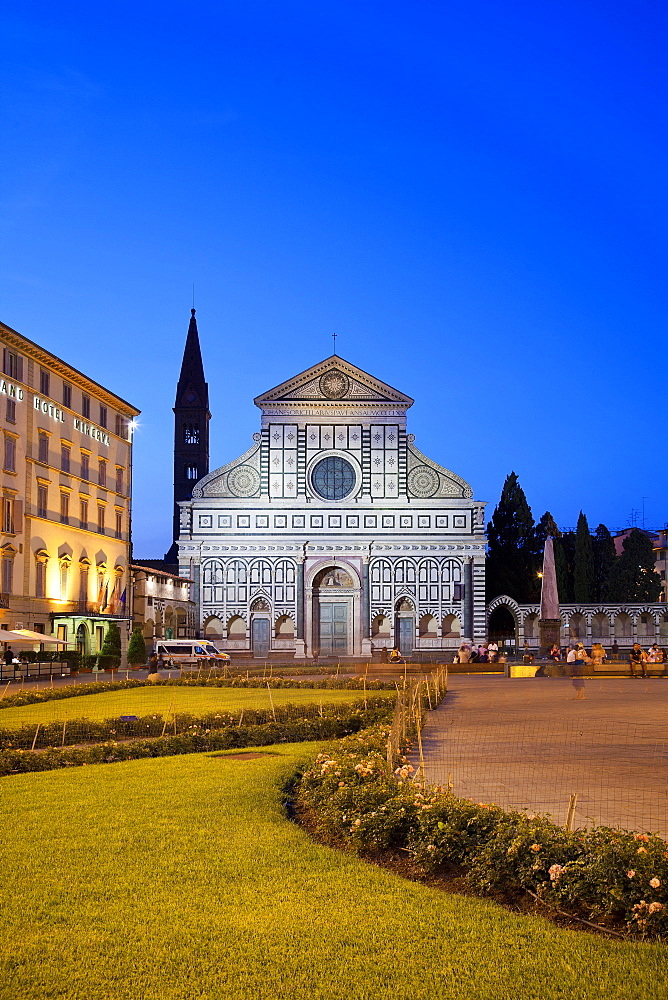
[{"left": 178, "top": 356, "right": 486, "bottom": 658}]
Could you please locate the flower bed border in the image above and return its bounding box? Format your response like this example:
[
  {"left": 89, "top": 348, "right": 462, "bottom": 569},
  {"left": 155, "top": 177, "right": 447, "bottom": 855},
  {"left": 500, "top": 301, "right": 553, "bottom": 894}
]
[
  {"left": 0, "top": 675, "right": 394, "bottom": 711},
  {"left": 0, "top": 705, "right": 391, "bottom": 777},
  {"left": 0, "top": 696, "right": 391, "bottom": 751},
  {"left": 293, "top": 724, "right": 668, "bottom": 940}
]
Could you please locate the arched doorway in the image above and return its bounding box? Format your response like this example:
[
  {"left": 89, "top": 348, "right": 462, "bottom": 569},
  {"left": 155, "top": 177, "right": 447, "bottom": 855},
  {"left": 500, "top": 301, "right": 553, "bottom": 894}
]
[
  {"left": 313, "top": 566, "right": 355, "bottom": 656},
  {"left": 250, "top": 598, "right": 271, "bottom": 657},
  {"left": 487, "top": 606, "right": 517, "bottom": 648},
  {"left": 395, "top": 598, "right": 415, "bottom": 656},
  {"left": 76, "top": 622, "right": 88, "bottom": 656}
]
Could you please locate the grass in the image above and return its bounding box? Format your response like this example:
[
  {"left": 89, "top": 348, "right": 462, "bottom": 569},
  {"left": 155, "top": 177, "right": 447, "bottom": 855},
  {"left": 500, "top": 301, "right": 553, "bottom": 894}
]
[
  {"left": 1, "top": 748, "right": 666, "bottom": 999},
  {"left": 0, "top": 685, "right": 391, "bottom": 727}
]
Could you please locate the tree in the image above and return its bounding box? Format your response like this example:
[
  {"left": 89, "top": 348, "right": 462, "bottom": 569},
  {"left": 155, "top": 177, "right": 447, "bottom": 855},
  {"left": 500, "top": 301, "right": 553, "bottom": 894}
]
[
  {"left": 559, "top": 530, "right": 576, "bottom": 602},
  {"left": 605, "top": 528, "right": 662, "bottom": 602},
  {"left": 486, "top": 472, "right": 536, "bottom": 602},
  {"left": 593, "top": 524, "right": 617, "bottom": 601},
  {"left": 573, "top": 511, "right": 595, "bottom": 602},
  {"left": 101, "top": 621, "right": 122, "bottom": 660},
  {"left": 127, "top": 627, "right": 147, "bottom": 666}
]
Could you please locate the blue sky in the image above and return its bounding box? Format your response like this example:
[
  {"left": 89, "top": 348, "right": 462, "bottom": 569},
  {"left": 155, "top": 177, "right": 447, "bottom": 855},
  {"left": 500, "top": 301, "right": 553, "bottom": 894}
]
[{"left": 2, "top": 1, "right": 666, "bottom": 554}]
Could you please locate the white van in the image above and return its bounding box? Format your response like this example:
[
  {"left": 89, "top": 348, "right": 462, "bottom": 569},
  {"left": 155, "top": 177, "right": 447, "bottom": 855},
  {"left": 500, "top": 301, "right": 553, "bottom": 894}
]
[{"left": 154, "top": 640, "right": 231, "bottom": 665}]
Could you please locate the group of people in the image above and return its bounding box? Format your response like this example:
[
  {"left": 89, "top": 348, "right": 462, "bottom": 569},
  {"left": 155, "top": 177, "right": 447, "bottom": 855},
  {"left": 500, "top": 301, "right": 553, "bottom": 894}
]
[
  {"left": 546, "top": 641, "right": 666, "bottom": 678},
  {"left": 628, "top": 642, "right": 666, "bottom": 678},
  {"left": 453, "top": 642, "right": 500, "bottom": 663},
  {"left": 542, "top": 641, "right": 666, "bottom": 693}
]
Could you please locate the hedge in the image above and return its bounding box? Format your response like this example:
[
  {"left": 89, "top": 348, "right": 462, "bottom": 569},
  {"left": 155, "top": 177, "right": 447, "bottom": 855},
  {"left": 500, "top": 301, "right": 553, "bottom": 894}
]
[
  {"left": 295, "top": 726, "right": 668, "bottom": 939},
  {"left": 0, "top": 697, "right": 392, "bottom": 750},
  {"left": 0, "top": 705, "right": 392, "bottom": 777},
  {"left": 0, "top": 676, "right": 393, "bottom": 711}
]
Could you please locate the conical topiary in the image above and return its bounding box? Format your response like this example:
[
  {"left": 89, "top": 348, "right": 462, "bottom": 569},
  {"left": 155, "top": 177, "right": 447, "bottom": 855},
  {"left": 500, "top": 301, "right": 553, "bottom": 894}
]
[{"left": 127, "top": 627, "right": 147, "bottom": 666}]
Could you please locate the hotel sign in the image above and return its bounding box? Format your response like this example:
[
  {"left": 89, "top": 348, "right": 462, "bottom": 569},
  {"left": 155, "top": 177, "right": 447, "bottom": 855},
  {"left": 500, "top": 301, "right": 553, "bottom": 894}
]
[
  {"left": 74, "top": 418, "right": 110, "bottom": 447},
  {"left": 1, "top": 381, "right": 24, "bottom": 399},
  {"left": 34, "top": 395, "right": 65, "bottom": 422},
  {"left": 33, "top": 396, "right": 111, "bottom": 446}
]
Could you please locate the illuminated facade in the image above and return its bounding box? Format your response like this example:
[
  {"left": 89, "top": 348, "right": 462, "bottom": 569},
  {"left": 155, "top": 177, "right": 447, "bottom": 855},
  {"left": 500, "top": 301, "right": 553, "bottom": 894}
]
[
  {"left": 178, "top": 355, "right": 486, "bottom": 659},
  {"left": 488, "top": 595, "right": 668, "bottom": 653},
  {"left": 0, "top": 320, "right": 140, "bottom": 654},
  {"left": 131, "top": 563, "right": 195, "bottom": 644}
]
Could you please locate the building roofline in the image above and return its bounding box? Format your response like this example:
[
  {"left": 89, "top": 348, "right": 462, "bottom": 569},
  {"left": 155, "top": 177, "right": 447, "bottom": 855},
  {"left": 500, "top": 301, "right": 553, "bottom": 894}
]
[
  {"left": 131, "top": 563, "right": 193, "bottom": 583},
  {"left": 0, "top": 319, "right": 141, "bottom": 416}
]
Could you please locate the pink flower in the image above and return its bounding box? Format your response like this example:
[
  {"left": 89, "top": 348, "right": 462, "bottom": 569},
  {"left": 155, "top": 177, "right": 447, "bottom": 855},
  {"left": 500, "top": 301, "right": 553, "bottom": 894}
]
[
  {"left": 637, "top": 846, "right": 648, "bottom": 854},
  {"left": 649, "top": 877, "right": 661, "bottom": 889},
  {"left": 548, "top": 864, "right": 564, "bottom": 882},
  {"left": 627, "top": 870, "right": 636, "bottom": 879},
  {"left": 530, "top": 844, "right": 541, "bottom": 852},
  {"left": 649, "top": 902, "right": 664, "bottom": 915},
  {"left": 634, "top": 833, "right": 650, "bottom": 843}
]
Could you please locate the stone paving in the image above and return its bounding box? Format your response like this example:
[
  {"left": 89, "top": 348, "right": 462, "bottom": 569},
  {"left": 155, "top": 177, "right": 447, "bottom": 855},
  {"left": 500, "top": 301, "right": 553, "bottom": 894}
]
[{"left": 419, "top": 674, "right": 668, "bottom": 836}]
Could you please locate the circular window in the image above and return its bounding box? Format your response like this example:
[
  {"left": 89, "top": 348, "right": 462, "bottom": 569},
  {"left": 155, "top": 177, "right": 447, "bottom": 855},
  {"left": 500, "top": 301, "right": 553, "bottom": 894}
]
[{"left": 311, "top": 456, "right": 356, "bottom": 501}]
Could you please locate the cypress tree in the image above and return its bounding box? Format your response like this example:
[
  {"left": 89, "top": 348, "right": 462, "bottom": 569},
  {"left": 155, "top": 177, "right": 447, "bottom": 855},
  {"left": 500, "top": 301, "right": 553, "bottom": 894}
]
[
  {"left": 101, "top": 621, "right": 122, "bottom": 658},
  {"left": 593, "top": 524, "right": 617, "bottom": 601},
  {"left": 127, "top": 627, "right": 147, "bottom": 666},
  {"left": 486, "top": 472, "right": 536, "bottom": 601},
  {"left": 560, "top": 530, "right": 576, "bottom": 602},
  {"left": 573, "top": 511, "right": 595, "bottom": 602},
  {"left": 605, "top": 528, "right": 662, "bottom": 601}
]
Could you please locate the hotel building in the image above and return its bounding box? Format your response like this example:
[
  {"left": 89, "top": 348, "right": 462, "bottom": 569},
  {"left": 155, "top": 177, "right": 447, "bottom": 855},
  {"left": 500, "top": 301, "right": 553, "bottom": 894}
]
[{"left": 0, "top": 319, "right": 140, "bottom": 655}]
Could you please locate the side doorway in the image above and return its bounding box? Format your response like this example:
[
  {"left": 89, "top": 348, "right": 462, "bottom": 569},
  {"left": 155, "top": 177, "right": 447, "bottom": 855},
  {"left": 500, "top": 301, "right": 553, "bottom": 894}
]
[{"left": 251, "top": 617, "right": 270, "bottom": 658}]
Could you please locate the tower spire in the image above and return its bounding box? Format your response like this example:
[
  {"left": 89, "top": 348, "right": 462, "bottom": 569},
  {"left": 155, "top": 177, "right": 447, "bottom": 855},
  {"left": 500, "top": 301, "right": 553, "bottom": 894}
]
[
  {"left": 176, "top": 309, "right": 208, "bottom": 408},
  {"left": 165, "top": 309, "right": 211, "bottom": 565}
]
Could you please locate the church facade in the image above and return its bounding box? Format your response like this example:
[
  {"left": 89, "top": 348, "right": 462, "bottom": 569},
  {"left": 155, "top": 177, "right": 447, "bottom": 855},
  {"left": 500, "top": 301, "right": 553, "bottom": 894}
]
[{"left": 177, "top": 355, "right": 486, "bottom": 659}]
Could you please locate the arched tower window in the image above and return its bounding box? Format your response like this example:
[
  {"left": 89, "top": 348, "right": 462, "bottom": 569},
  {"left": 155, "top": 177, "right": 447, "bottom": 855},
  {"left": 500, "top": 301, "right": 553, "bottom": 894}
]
[
  {"left": 184, "top": 424, "right": 200, "bottom": 445},
  {"left": 185, "top": 465, "right": 199, "bottom": 480}
]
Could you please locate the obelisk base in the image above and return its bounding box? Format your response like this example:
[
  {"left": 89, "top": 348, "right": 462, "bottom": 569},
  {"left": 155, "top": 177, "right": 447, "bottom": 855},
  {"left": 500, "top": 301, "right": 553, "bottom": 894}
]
[{"left": 538, "top": 618, "right": 561, "bottom": 657}]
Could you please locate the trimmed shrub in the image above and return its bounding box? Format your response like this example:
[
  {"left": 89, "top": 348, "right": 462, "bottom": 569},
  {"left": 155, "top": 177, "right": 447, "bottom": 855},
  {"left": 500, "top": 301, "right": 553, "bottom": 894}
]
[
  {"left": 127, "top": 628, "right": 147, "bottom": 666},
  {"left": 0, "top": 705, "right": 392, "bottom": 778},
  {"left": 96, "top": 653, "right": 120, "bottom": 671},
  {"left": 295, "top": 728, "right": 668, "bottom": 939},
  {"left": 101, "top": 622, "right": 122, "bottom": 660}
]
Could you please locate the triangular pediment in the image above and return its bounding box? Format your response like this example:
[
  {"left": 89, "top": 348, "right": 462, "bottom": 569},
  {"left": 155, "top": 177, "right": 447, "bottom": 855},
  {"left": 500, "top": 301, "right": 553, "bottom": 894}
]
[{"left": 254, "top": 356, "right": 413, "bottom": 408}]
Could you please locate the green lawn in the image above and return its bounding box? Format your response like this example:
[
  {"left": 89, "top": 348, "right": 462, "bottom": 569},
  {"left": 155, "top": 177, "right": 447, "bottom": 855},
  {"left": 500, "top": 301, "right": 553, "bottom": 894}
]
[
  {"left": 0, "top": 685, "right": 389, "bottom": 727},
  {"left": 1, "top": 748, "right": 665, "bottom": 1000}
]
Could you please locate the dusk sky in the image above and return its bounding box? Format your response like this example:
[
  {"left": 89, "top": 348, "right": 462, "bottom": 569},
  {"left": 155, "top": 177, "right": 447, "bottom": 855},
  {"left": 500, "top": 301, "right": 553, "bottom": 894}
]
[{"left": 2, "top": 1, "right": 666, "bottom": 555}]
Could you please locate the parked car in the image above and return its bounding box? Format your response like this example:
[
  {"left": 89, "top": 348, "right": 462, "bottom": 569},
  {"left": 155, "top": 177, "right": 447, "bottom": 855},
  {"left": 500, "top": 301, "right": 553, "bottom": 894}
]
[{"left": 153, "top": 640, "right": 231, "bottom": 666}]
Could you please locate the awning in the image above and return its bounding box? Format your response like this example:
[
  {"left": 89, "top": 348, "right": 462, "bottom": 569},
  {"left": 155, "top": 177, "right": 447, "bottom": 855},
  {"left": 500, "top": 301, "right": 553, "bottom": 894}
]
[{"left": 0, "top": 629, "right": 67, "bottom": 644}]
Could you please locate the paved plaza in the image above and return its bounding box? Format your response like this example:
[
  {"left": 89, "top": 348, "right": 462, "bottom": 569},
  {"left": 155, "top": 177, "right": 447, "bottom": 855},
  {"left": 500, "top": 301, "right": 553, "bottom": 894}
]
[{"left": 419, "top": 674, "right": 668, "bottom": 836}]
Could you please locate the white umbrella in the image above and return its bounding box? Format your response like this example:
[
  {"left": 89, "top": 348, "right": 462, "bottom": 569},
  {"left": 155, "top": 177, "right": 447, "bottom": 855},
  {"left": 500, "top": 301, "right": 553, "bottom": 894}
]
[
  {"left": 0, "top": 629, "right": 67, "bottom": 644},
  {"left": 11, "top": 629, "right": 68, "bottom": 645}
]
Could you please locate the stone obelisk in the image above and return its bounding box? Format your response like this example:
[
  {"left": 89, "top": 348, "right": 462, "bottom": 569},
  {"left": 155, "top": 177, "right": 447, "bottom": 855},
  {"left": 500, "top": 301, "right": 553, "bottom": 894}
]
[{"left": 538, "top": 536, "right": 561, "bottom": 656}]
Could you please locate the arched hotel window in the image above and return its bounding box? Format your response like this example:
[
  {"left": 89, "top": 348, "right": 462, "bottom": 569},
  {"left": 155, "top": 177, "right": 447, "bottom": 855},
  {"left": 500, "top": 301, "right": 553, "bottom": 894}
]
[
  {"left": 35, "top": 550, "right": 49, "bottom": 599},
  {"left": 79, "top": 561, "right": 90, "bottom": 604},
  {"left": 2, "top": 545, "right": 16, "bottom": 595},
  {"left": 59, "top": 558, "right": 71, "bottom": 601}
]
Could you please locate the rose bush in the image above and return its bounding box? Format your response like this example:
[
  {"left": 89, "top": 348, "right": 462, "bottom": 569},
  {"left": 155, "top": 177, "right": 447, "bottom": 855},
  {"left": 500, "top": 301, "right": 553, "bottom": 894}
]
[{"left": 295, "top": 726, "right": 668, "bottom": 939}]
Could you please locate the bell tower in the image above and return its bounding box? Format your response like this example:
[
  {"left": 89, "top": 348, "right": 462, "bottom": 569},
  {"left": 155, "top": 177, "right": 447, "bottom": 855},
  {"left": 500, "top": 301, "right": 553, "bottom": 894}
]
[{"left": 165, "top": 309, "right": 210, "bottom": 563}]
